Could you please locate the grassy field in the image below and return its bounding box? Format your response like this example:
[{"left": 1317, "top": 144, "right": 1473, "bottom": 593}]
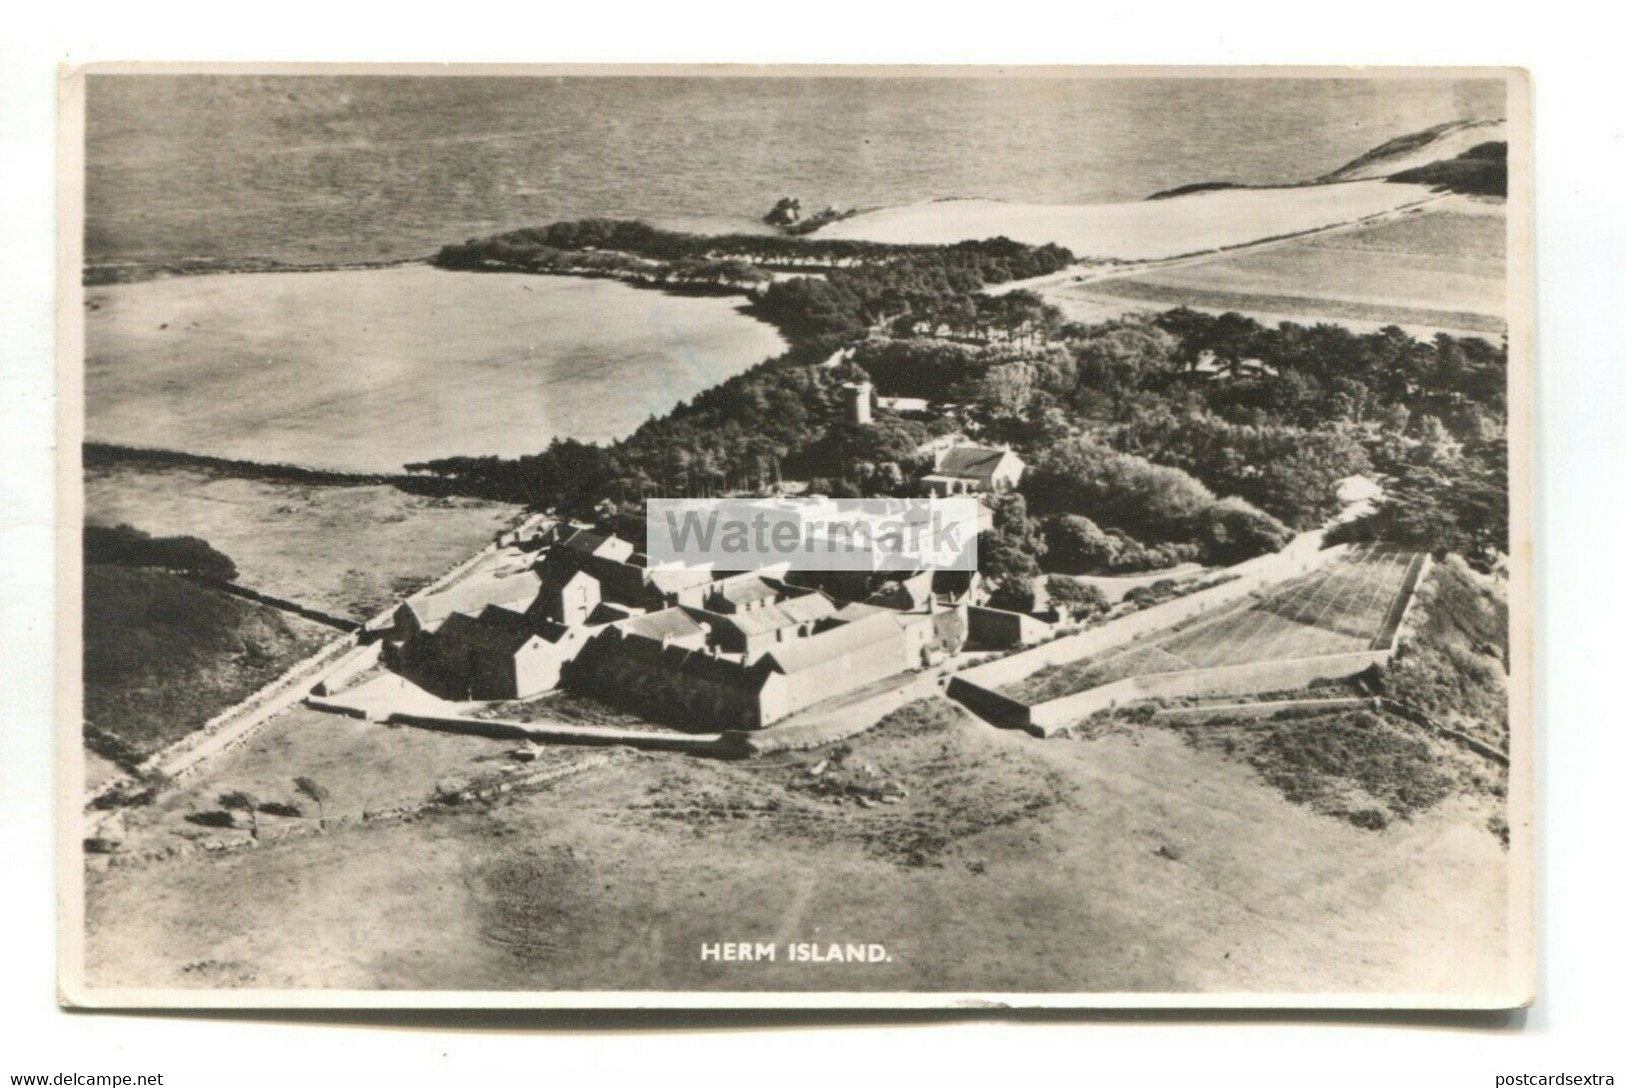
[
  {"left": 83, "top": 696, "right": 1512, "bottom": 997},
  {"left": 85, "top": 266, "right": 786, "bottom": 473},
  {"left": 1090, "top": 698, "right": 1507, "bottom": 836},
  {"left": 820, "top": 180, "right": 1438, "bottom": 260},
  {"left": 111, "top": 705, "right": 597, "bottom": 853},
  {"left": 84, "top": 458, "right": 521, "bottom": 622},
  {"left": 83, "top": 567, "right": 335, "bottom": 768},
  {"left": 1006, "top": 548, "right": 1420, "bottom": 704},
  {"left": 1049, "top": 198, "right": 1506, "bottom": 338}
]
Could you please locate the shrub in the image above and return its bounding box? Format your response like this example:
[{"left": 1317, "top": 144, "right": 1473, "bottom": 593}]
[
  {"left": 84, "top": 523, "right": 238, "bottom": 581},
  {"left": 1046, "top": 577, "right": 1109, "bottom": 621},
  {"left": 1348, "top": 808, "right": 1389, "bottom": 831}
]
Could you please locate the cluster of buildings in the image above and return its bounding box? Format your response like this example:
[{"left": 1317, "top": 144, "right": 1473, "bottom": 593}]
[{"left": 372, "top": 437, "right": 1037, "bottom": 733}]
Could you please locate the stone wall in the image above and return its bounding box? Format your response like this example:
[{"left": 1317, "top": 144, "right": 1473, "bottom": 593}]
[
  {"left": 952, "top": 535, "right": 1343, "bottom": 696},
  {"left": 1025, "top": 650, "right": 1392, "bottom": 735}
]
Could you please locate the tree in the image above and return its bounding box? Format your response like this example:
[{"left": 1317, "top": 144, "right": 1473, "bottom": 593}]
[
  {"left": 219, "top": 790, "right": 261, "bottom": 840},
  {"left": 977, "top": 492, "right": 1046, "bottom": 584},
  {"left": 988, "top": 573, "right": 1036, "bottom": 613},
  {"left": 1196, "top": 497, "right": 1294, "bottom": 565},
  {"left": 85, "top": 523, "right": 238, "bottom": 580},
  {"left": 1043, "top": 514, "right": 1118, "bottom": 572},
  {"left": 1046, "top": 577, "right": 1109, "bottom": 622},
  {"left": 294, "top": 777, "right": 331, "bottom": 829}
]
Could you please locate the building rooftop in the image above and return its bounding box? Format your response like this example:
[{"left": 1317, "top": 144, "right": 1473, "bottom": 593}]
[
  {"left": 432, "top": 604, "right": 537, "bottom": 656},
  {"left": 696, "top": 593, "right": 839, "bottom": 637},
  {"left": 706, "top": 573, "right": 785, "bottom": 610},
  {"left": 617, "top": 607, "right": 708, "bottom": 645},
  {"left": 934, "top": 444, "right": 1021, "bottom": 480},
  {"left": 405, "top": 568, "right": 543, "bottom": 633},
  {"left": 759, "top": 612, "right": 905, "bottom": 674}
]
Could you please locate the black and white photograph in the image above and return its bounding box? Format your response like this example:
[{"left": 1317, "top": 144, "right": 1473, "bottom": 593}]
[{"left": 57, "top": 65, "right": 1532, "bottom": 1009}]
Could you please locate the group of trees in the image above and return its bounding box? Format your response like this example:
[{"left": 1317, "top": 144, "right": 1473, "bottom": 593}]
[
  {"left": 436, "top": 241, "right": 771, "bottom": 294},
  {"left": 753, "top": 240, "right": 1073, "bottom": 342},
  {"left": 84, "top": 522, "right": 238, "bottom": 581},
  {"left": 415, "top": 217, "right": 1508, "bottom": 592},
  {"left": 1024, "top": 436, "right": 1294, "bottom": 566},
  {"left": 438, "top": 217, "right": 931, "bottom": 269},
  {"left": 1044, "top": 514, "right": 1201, "bottom": 574},
  {"left": 1148, "top": 308, "right": 1508, "bottom": 569},
  {"left": 1389, "top": 141, "right": 1507, "bottom": 198}
]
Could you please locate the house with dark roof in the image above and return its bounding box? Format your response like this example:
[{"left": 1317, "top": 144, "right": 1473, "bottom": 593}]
[
  {"left": 417, "top": 604, "right": 589, "bottom": 700},
  {"left": 530, "top": 568, "right": 602, "bottom": 627},
  {"left": 921, "top": 443, "right": 1026, "bottom": 495},
  {"left": 559, "top": 527, "right": 636, "bottom": 563}
]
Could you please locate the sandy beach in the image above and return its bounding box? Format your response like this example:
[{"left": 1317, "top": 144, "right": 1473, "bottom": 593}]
[{"left": 819, "top": 179, "right": 1441, "bottom": 260}]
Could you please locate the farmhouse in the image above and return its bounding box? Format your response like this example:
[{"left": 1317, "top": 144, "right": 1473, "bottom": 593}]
[
  {"left": 417, "top": 605, "right": 592, "bottom": 700},
  {"left": 375, "top": 512, "right": 970, "bottom": 721},
  {"left": 700, "top": 592, "right": 841, "bottom": 659},
  {"left": 571, "top": 596, "right": 956, "bottom": 730},
  {"left": 388, "top": 568, "right": 544, "bottom": 641},
  {"left": 921, "top": 442, "right": 1026, "bottom": 496}
]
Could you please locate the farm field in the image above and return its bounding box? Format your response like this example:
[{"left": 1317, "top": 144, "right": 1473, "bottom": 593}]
[
  {"left": 1047, "top": 198, "right": 1506, "bottom": 339},
  {"left": 1007, "top": 547, "right": 1422, "bottom": 704},
  {"left": 83, "top": 697, "right": 1511, "bottom": 997},
  {"left": 84, "top": 265, "right": 786, "bottom": 473},
  {"left": 84, "top": 456, "right": 522, "bottom": 623}
]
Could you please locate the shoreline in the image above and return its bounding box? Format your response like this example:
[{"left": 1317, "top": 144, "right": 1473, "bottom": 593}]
[
  {"left": 85, "top": 266, "right": 788, "bottom": 475},
  {"left": 84, "top": 255, "right": 429, "bottom": 288},
  {"left": 816, "top": 178, "right": 1446, "bottom": 260}
]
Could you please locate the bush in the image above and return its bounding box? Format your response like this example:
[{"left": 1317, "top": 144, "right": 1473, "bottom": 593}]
[
  {"left": 1194, "top": 497, "right": 1294, "bottom": 566},
  {"left": 1348, "top": 808, "right": 1389, "bottom": 831},
  {"left": 1045, "top": 577, "right": 1109, "bottom": 621},
  {"left": 1027, "top": 438, "right": 1290, "bottom": 565},
  {"left": 85, "top": 522, "right": 238, "bottom": 581},
  {"left": 1042, "top": 514, "right": 1201, "bottom": 575}
]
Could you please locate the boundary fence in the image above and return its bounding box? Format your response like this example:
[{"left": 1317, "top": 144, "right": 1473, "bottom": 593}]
[{"left": 947, "top": 541, "right": 1438, "bottom": 738}]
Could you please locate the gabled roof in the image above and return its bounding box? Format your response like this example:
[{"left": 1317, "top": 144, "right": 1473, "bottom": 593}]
[
  {"left": 645, "top": 566, "right": 715, "bottom": 595},
  {"left": 934, "top": 444, "right": 1022, "bottom": 480},
  {"left": 706, "top": 573, "right": 783, "bottom": 609},
  {"left": 534, "top": 618, "right": 588, "bottom": 645},
  {"left": 832, "top": 601, "right": 893, "bottom": 623},
  {"left": 759, "top": 612, "right": 905, "bottom": 674},
  {"left": 697, "top": 593, "right": 839, "bottom": 638},
  {"left": 617, "top": 607, "right": 708, "bottom": 644},
  {"left": 560, "top": 527, "right": 633, "bottom": 559},
  {"left": 863, "top": 571, "right": 934, "bottom": 611},
  {"left": 654, "top": 645, "right": 773, "bottom": 692},
  {"left": 405, "top": 569, "right": 543, "bottom": 632},
  {"left": 433, "top": 605, "right": 537, "bottom": 656}
]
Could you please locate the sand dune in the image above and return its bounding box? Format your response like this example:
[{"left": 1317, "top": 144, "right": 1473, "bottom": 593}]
[
  {"left": 819, "top": 180, "right": 1441, "bottom": 261},
  {"left": 1323, "top": 119, "right": 1508, "bottom": 182}
]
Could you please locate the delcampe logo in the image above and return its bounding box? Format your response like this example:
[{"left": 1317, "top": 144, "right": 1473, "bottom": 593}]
[{"left": 645, "top": 497, "right": 984, "bottom": 572}]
